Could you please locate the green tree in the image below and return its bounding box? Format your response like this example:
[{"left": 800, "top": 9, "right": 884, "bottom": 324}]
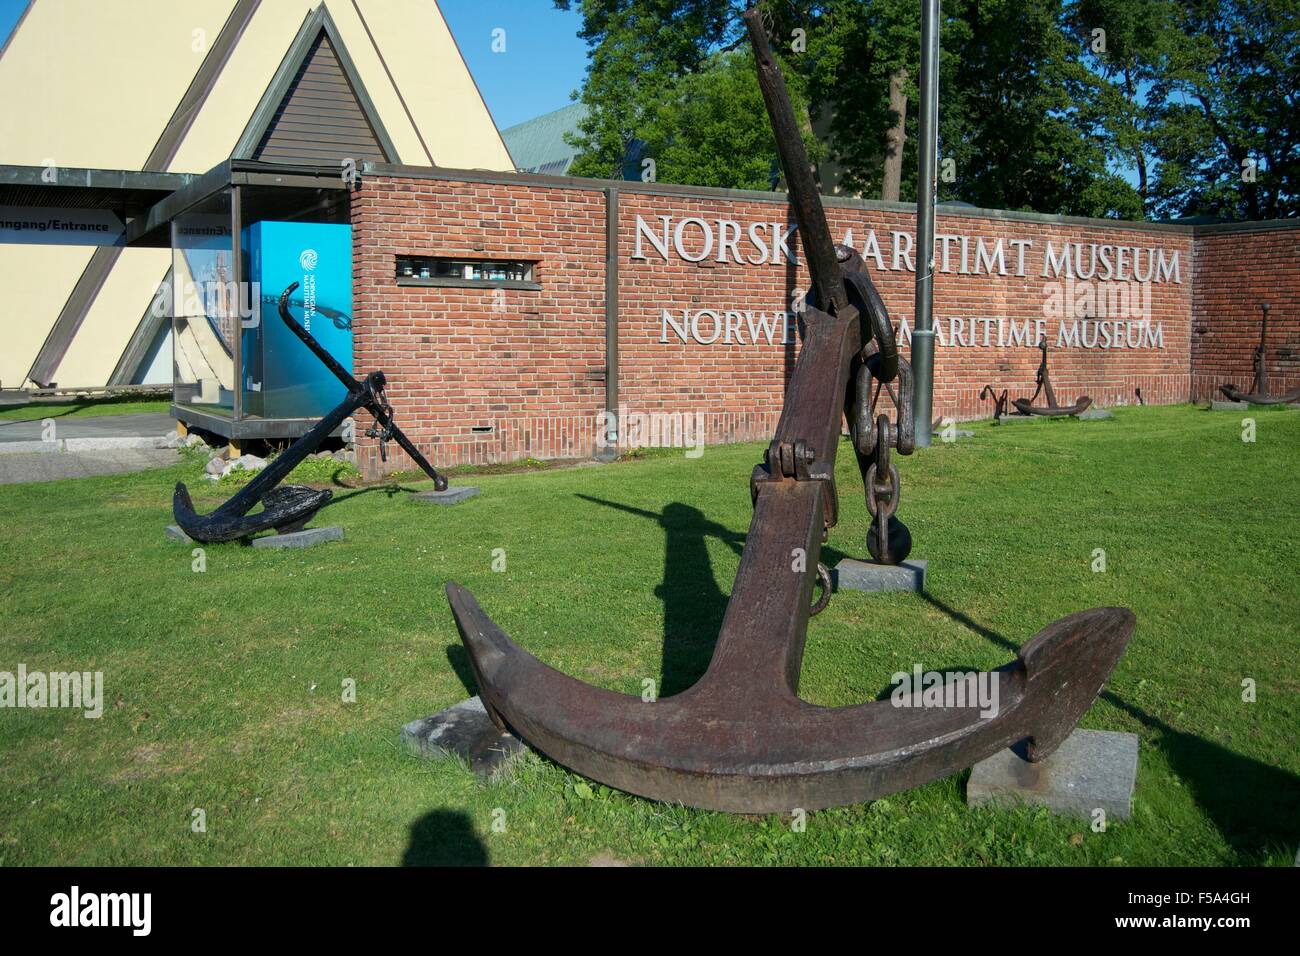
[
  {"left": 799, "top": 0, "right": 920, "bottom": 199},
  {"left": 556, "top": 1, "right": 746, "bottom": 180},
  {"left": 936, "top": 0, "right": 1143, "bottom": 218},
  {"left": 556, "top": 0, "right": 1294, "bottom": 220},
  {"left": 1146, "top": 0, "right": 1298, "bottom": 220},
  {"left": 634, "top": 49, "right": 819, "bottom": 190},
  {"left": 1064, "top": 0, "right": 1181, "bottom": 214}
]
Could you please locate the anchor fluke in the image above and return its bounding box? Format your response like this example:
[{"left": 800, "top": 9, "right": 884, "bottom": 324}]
[{"left": 448, "top": 581, "right": 1134, "bottom": 813}]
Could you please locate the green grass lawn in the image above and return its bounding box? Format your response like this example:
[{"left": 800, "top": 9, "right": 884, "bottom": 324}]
[
  {"left": 0, "top": 394, "right": 170, "bottom": 422},
  {"left": 0, "top": 404, "right": 1296, "bottom": 866}
]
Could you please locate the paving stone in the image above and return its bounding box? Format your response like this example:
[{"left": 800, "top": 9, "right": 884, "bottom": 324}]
[
  {"left": 62, "top": 436, "right": 166, "bottom": 451},
  {"left": 164, "top": 524, "right": 192, "bottom": 544},
  {"left": 967, "top": 728, "right": 1139, "bottom": 820},
  {"left": 250, "top": 526, "right": 343, "bottom": 549},
  {"left": 994, "top": 414, "right": 1047, "bottom": 425},
  {"left": 832, "top": 558, "right": 927, "bottom": 594},
  {"left": 1210, "top": 400, "right": 1249, "bottom": 411},
  {"left": 401, "top": 696, "right": 526, "bottom": 778},
  {"left": 1076, "top": 407, "right": 1114, "bottom": 420},
  {"left": 0, "top": 448, "right": 178, "bottom": 485},
  {"left": 411, "top": 486, "right": 480, "bottom": 505}
]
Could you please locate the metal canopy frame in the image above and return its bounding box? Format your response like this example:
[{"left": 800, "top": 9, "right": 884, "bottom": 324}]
[
  {"left": 0, "top": 164, "right": 197, "bottom": 220},
  {"left": 124, "top": 159, "right": 348, "bottom": 248}
]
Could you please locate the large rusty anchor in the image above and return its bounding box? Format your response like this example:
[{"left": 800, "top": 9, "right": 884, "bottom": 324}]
[
  {"left": 443, "top": 9, "right": 1133, "bottom": 813},
  {"left": 1011, "top": 337, "right": 1092, "bottom": 417},
  {"left": 1219, "top": 303, "right": 1300, "bottom": 405}
]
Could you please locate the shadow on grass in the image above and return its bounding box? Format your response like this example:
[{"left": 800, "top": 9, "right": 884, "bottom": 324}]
[
  {"left": 402, "top": 809, "right": 489, "bottom": 866},
  {"left": 575, "top": 494, "right": 847, "bottom": 695},
  {"left": 323, "top": 481, "right": 421, "bottom": 501},
  {"left": 922, "top": 591, "right": 1300, "bottom": 862},
  {"left": 577, "top": 496, "right": 738, "bottom": 696},
  {"left": 446, "top": 644, "right": 476, "bottom": 697},
  {"left": 0, "top": 403, "right": 93, "bottom": 425}
]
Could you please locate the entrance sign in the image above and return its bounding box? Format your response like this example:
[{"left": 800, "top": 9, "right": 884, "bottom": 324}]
[
  {"left": 0, "top": 206, "right": 125, "bottom": 246},
  {"left": 641, "top": 211, "right": 1177, "bottom": 352}
]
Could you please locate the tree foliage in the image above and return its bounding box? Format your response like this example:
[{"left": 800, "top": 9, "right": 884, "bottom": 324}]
[{"left": 555, "top": 0, "right": 1297, "bottom": 220}]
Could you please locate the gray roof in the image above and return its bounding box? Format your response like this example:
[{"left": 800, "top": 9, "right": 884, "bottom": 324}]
[{"left": 501, "top": 103, "right": 587, "bottom": 175}]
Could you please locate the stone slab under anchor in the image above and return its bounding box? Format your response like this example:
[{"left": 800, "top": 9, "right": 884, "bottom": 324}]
[
  {"left": 1076, "top": 407, "right": 1115, "bottom": 420},
  {"left": 967, "top": 728, "right": 1139, "bottom": 820},
  {"left": 1209, "top": 400, "right": 1249, "bottom": 412},
  {"left": 250, "top": 526, "right": 344, "bottom": 549},
  {"left": 412, "top": 486, "right": 480, "bottom": 505},
  {"left": 402, "top": 696, "right": 526, "bottom": 778},
  {"left": 833, "top": 558, "right": 927, "bottom": 594},
  {"left": 164, "top": 524, "right": 192, "bottom": 544},
  {"left": 994, "top": 414, "right": 1049, "bottom": 425}
]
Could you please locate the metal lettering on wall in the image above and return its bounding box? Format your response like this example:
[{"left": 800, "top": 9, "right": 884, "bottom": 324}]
[{"left": 636, "top": 213, "right": 1178, "bottom": 351}]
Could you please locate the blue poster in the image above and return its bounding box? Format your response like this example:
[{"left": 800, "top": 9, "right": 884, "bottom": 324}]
[{"left": 242, "top": 221, "right": 353, "bottom": 419}]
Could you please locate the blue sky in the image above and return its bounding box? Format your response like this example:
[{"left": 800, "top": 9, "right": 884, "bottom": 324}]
[
  {"left": 0, "top": 0, "right": 589, "bottom": 130},
  {"left": 439, "top": 0, "right": 588, "bottom": 129}
]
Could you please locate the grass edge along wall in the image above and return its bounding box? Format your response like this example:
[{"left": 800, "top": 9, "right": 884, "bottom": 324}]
[{"left": 349, "top": 165, "right": 1299, "bottom": 478}]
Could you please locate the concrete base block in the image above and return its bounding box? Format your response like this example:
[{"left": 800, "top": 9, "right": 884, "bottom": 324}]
[
  {"left": 994, "top": 414, "right": 1045, "bottom": 425},
  {"left": 164, "top": 524, "right": 192, "bottom": 544},
  {"left": 412, "top": 486, "right": 479, "bottom": 505},
  {"left": 0, "top": 440, "right": 61, "bottom": 455},
  {"left": 967, "top": 728, "right": 1139, "bottom": 820},
  {"left": 933, "top": 429, "right": 975, "bottom": 440},
  {"left": 402, "top": 696, "right": 525, "bottom": 778},
  {"left": 1210, "top": 400, "right": 1248, "bottom": 412},
  {"left": 1076, "top": 407, "right": 1114, "bottom": 420},
  {"left": 832, "top": 558, "right": 927, "bottom": 594},
  {"left": 250, "top": 526, "right": 343, "bottom": 549}
]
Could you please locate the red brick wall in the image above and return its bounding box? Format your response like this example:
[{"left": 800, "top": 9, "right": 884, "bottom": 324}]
[
  {"left": 351, "top": 177, "right": 606, "bottom": 476},
  {"left": 619, "top": 194, "right": 1193, "bottom": 445},
  {"left": 352, "top": 171, "right": 1293, "bottom": 476},
  {"left": 1191, "top": 225, "right": 1300, "bottom": 402}
]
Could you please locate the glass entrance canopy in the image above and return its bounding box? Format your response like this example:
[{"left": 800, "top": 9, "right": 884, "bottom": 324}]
[{"left": 129, "top": 160, "right": 351, "bottom": 440}]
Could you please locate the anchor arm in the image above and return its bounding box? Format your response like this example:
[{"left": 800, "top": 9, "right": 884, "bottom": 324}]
[{"left": 446, "top": 579, "right": 1133, "bottom": 813}]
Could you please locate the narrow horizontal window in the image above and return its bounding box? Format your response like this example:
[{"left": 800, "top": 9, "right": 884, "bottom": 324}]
[{"left": 396, "top": 256, "right": 540, "bottom": 289}]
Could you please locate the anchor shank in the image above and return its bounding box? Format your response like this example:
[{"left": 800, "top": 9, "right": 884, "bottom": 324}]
[
  {"left": 771, "top": 305, "right": 860, "bottom": 453},
  {"left": 202, "top": 385, "right": 367, "bottom": 521},
  {"left": 704, "top": 480, "right": 825, "bottom": 700},
  {"left": 706, "top": 304, "right": 861, "bottom": 699},
  {"left": 743, "top": 7, "right": 844, "bottom": 316}
]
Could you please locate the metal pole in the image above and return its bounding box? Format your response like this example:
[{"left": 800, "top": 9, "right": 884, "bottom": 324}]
[
  {"left": 912, "top": 0, "right": 940, "bottom": 447},
  {"left": 600, "top": 186, "right": 620, "bottom": 461}
]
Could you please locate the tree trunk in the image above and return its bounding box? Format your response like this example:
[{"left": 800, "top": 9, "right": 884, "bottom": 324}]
[{"left": 882, "top": 68, "right": 908, "bottom": 202}]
